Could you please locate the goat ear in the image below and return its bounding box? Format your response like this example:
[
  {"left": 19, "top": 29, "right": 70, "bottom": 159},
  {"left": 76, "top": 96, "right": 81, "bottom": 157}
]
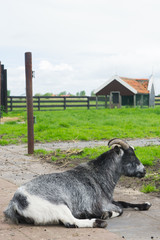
[{"left": 113, "top": 145, "right": 121, "bottom": 155}]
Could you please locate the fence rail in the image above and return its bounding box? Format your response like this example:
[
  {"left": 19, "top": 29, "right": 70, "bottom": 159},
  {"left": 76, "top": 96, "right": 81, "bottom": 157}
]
[
  {"left": 7, "top": 96, "right": 106, "bottom": 111},
  {"left": 7, "top": 95, "right": 160, "bottom": 111},
  {"left": 155, "top": 96, "right": 160, "bottom": 105}
]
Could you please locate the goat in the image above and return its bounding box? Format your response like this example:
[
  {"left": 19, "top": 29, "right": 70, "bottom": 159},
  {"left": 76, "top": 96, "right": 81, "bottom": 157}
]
[{"left": 4, "top": 138, "right": 151, "bottom": 228}]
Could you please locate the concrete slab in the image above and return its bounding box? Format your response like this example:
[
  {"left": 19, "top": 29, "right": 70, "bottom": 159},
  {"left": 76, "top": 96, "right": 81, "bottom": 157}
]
[
  {"left": 108, "top": 211, "right": 160, "bottom": 240},
  {"left": 0, "top": 178, "right": 122, "bottom": 240}
]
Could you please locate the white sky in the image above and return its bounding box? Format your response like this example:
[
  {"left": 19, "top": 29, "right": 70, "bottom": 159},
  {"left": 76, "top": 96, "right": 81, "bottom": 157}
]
[{"left": 1, "top": 0, "right": 160, "bottom": 95}]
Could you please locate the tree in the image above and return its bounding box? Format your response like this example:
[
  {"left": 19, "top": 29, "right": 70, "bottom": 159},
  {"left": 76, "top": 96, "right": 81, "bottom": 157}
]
[
  {"left": 80, "top": 90, "right": 86, "bottom": 96},
  {"left": 59, "top": 91, "right": 67, "bottom": 96},
  {"left": 7, "top": 90, "right": 11, "bottom": 96},
  {"left": 91, "top": 90, "right": 95, "bottom": 96},
  {"left": 35, "top": 93, "right": 42, "bottom": 96},
  {"left": 43, "top": 93, "right": 53, "bottom": 96}
]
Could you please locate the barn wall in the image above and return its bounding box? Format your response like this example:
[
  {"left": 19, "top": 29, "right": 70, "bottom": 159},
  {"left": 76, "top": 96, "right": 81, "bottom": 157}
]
[
  {"left": 122, "top": 95, "right": 134, "bottom": 106},
  {"left": 96, "top": 80, "right": 134, "bottom": 96},
  {"left": 149, "top": 84, "right": 155, "bottom": 106},
  {"left": 136, "top": 94, "right": 149, "bottom": 106}
]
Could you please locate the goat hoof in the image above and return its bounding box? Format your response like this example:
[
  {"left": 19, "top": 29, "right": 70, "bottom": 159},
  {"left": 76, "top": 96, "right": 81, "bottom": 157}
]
[
  {"left": 142, "top": 202, "right": 152, "bottom": 211},
  {"left": 64, "top": 223, "right": 78, "bottom": 228},
  {"left": 93, "top": 219, "right": 108, "bottom": 228},
  {"left": 101, "top": 211, "right": 112, "bottom": 219}
]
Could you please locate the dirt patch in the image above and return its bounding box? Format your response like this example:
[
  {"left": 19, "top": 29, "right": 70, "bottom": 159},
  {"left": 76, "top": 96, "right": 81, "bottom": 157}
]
[
  {"left": 37, "top": 150, "right": 160, "bottom": 198},
  {"left": 0, "top": 117, "right": 20, "bottom": 123},
  {"left": 118, "top": 159, "right": 160, "bottom": 198}
]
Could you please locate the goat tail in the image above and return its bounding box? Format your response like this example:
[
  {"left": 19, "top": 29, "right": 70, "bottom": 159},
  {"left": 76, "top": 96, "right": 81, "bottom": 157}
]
[
  {"left": 4, "top": 201, "right": 34, "bottom": 224},
  {"left": 4, "top": 201, "right": 21, "bottom": 224}
]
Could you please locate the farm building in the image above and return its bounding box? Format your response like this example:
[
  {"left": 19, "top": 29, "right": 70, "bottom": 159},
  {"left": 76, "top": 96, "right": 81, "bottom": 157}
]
[{"left": 94, "top": 75, "right": 155, "bottom": 108}]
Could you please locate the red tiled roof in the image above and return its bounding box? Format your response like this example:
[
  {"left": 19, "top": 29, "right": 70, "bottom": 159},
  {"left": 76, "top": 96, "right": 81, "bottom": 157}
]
[{"left": 120, "top": 77, "right": 149, "bottom": 94}]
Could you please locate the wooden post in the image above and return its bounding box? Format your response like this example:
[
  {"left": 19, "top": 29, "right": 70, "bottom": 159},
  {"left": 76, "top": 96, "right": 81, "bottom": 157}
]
[
  {"left": 133, "top": 95, "right": 136, "bottom": 107},
  {"left": 38, "top": 96, "right": 40, "bottom": 111},
  {"left": 10, "top": 97, "right": 13, "bottom": 111},
  {"left": 25, "top": 52, "right": 34, "bottom": 154},
  {"left": 64, "top": 97, "right": 66, "bottom": 110},
  {"left": 0, "top": 62, "right": 1, "bottom": 109},
  {"left": 3, "top": 69, "right": 8, "bottom": 113},
  {"left": 96, "top": 96, "right": 98, "bottom": 109},
  {"left": 87, "top": 97, "right": 90, "bottom": 109},
  {"left": 105, "top": 95, "right": 108, "bottom": 108},
  {"left": 141, "top": 95, "right": 143, "bottom": 108}
]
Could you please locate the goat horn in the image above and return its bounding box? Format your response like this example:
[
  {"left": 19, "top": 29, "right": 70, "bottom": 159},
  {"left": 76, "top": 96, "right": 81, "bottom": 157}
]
[{"left": 108, "top": 138, "right": 129, "bottom": 150}]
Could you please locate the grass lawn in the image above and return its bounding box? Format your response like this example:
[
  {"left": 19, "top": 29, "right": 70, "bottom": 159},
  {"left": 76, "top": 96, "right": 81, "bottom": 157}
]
[{"left": 0, "top": 107, "right": 160, "bottom": 145}]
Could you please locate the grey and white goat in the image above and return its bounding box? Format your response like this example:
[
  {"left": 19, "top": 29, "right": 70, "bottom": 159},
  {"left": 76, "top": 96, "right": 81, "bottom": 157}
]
[{"left": 4, "top": 138, "right": 151, "bottom": 228}]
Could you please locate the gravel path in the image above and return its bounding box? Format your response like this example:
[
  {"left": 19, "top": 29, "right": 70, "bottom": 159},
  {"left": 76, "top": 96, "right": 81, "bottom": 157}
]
[{"left": 33, "top": 138, "right": 160, "bottom": 151}]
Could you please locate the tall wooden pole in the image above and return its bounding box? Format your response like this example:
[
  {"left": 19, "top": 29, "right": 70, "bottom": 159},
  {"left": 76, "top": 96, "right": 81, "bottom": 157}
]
[
  {"left": 4, "top": 69, "right": 8, "bottom": 113},
  {"left": 25, "top": 52, "right": 34, "bottom": 154},
  {"left": 0, "top": 62, "right": 1, "bottom": 108}
]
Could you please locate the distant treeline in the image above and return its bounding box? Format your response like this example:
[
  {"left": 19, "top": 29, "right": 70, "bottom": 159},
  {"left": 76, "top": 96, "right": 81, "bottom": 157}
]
[{"left": 34, "top": 90, "right": 95, "bottom": 97}]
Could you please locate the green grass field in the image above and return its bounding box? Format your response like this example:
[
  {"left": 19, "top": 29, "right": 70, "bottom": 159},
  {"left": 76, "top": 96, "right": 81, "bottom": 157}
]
[{"left": 1, "top": 107, "right": 160, "bottom": 145}]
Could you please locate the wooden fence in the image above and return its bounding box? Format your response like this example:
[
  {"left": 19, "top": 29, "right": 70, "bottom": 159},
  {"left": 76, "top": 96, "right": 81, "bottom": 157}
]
[
  {"left": 7, "top": 96, "right": 106, "bottom": 111},
  {"left": 155, "top": 96, "right": 160, "bottom": 105},
  {"left": 0, "top": 63, "right": 7, "bottom": 112},
  {"left": 7, "top": 95, "right": 160, "bottom": 111}
]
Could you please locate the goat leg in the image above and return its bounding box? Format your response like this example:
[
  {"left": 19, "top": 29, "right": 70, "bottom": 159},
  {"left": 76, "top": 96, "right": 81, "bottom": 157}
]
[
  {"left": 101, "top": 203, "right": 123, "bottom": 219},
  {"left": 112, "top": 201, "right": 151, "bottom": 211}
]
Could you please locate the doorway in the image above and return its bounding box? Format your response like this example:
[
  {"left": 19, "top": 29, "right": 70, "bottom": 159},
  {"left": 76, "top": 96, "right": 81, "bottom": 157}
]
[{"left": 110, "top": 91, "right": 121, "bottom": 108}]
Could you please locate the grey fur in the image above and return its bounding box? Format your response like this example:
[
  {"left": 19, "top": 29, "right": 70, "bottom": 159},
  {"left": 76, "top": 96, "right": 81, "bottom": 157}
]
[{"left": 4, "top": 139, "right": 150, "bottom": 228}]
